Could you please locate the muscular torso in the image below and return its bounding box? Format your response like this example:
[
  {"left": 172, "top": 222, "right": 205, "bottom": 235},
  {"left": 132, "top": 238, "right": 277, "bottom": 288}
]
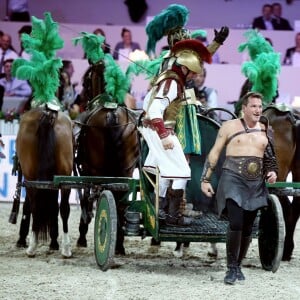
[{"left": 223, "top": 119, "right": 268, "bottom": 158}]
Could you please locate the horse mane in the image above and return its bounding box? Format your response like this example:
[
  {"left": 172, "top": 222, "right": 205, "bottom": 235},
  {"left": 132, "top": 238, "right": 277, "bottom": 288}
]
[{"left": 82, "top": 62, "right": 106, "bottom": 104}]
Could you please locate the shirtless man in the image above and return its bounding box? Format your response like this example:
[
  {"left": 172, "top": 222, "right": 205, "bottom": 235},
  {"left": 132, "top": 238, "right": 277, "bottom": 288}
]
[{"left": 201, "top": 91, "right": 277, "bottom": 284}]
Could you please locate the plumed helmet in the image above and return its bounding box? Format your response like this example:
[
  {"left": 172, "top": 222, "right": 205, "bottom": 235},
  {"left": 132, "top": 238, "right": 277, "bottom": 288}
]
[
  {"left": 167, "top": 27, "right": 191, "bottom": 48},
  {"left": 171, "top": 39, "right": 212, "bottom": 73}
]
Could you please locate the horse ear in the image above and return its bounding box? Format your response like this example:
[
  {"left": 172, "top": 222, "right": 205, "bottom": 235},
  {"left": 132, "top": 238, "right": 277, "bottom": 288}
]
[{"left": 124, "top": 0, "right": 148, "bottom": 23}]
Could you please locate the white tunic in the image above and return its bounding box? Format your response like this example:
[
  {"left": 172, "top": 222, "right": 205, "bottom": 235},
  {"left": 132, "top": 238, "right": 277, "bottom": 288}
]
[{"left": 140, "top": 79, "right": 191, "bottom": 180}]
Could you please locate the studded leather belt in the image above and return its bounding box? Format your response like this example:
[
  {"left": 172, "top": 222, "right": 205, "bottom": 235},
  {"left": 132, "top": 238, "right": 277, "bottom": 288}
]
[{"left": 223, "top": 156, "right": 263, "bottom": 180}]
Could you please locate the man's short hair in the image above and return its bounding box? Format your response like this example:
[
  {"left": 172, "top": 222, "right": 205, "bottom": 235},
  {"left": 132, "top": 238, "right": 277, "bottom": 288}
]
[{"left": 242, "top": 91, "right": 263, "bottom": 106}]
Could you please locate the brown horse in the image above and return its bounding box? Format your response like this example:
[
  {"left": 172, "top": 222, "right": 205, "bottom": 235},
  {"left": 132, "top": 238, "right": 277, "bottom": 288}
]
[
  {"left": 16, "top": 107, "right": 74, "bottom": 257},
  {"left": 263, "top": 105, "right": 300, "bottom": 261},
  {"left": 75, "top": 61, "right": 140, "bottom": 254}
]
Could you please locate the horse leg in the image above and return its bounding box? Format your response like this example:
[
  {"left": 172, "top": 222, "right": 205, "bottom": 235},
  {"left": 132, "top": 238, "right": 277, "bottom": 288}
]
[
  {"left": 77, "top": 188, "right": 92, "bottom": 247},
  {"left": 116, "top": 201, "right": 126, "bottom": 255},
  {"left": 60, "top": 188, "right": 72, "bottom": 258},
  {"left": 278, "top": 195, "right": 293, "bottom": 261},
  {"left": 16, "top": 195, "right": 31, "bottom": 248},
  {"left": 26, "top": 231, "right": 38, "bottom": 257},
  {"left": 282, "top": 194, "right": 300, "bottom": 261},
  {"left": 49, "top": 190, "right": 59, "bottom": 251}
]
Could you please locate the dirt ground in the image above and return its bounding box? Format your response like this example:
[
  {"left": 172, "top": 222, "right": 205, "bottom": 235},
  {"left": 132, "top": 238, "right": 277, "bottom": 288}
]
[{"left": 0, "top": 202, "right": 299, "bottom": 300}]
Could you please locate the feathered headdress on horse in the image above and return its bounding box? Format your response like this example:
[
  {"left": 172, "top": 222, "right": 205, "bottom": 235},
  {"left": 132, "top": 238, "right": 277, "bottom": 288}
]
[
  {"left": 236, "top": 29, "right": 281, "bottom": 112},
  {"left": 11, "top": 12, "right": 64, "bottom": 110},
  {"left": 73, "top": 32, "right": 130, "bottom": 104}
]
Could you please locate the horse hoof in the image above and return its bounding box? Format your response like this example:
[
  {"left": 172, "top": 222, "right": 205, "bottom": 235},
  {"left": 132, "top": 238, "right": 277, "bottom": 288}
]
[
  {"left": 77, "top": 237, "right": 87, "bottom": 248},
  {"left": 61, "top": 247, "right": 72, "bottom": 258},
  {"left": 173, "top": 243, "right": 184, "bottom": 258},
  {"left": 282, "top": 254, "right": 292, "bottom": 261},
  {"left": 26, "top": 247, "right": 36, "bottom": 257},
  {"left": 49, "top": 241, "right": 59, "bottom": 251},
  {"left": 16, "top": 239, "right": 27, "bottom": 248},
  {"left": 150, "top": 238, "right": 161, "bottom": 246},
  {"left": 115, "top": 246, "right": 126, "bottom": 256}
]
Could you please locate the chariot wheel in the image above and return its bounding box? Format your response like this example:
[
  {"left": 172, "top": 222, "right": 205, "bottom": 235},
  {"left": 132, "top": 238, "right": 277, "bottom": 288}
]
[
  {"left": 94, "top": 190, "right": 117, "bottom": 271},
  {"left": 258, "top": 194, "right": 285, "bottom": 272}
]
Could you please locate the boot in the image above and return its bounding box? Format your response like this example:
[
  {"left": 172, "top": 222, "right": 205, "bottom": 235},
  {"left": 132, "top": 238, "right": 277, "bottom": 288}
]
[
  {"left": 165, "top": 189, "right": 192, "bottom": 226},
  {"left": 158, "top": 196, "right": 168, "bottom": 221},
  {"left": 224, "top": 230, "right": 242, "bottom": 285},
  {"left": 236, "top": 236, "right": 252, "bottom": 281}
]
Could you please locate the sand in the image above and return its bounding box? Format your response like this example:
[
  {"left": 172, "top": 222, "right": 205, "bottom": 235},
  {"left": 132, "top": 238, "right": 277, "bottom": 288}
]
[{"left": 0, "top": 202, "right": 299, "bottom": 300}]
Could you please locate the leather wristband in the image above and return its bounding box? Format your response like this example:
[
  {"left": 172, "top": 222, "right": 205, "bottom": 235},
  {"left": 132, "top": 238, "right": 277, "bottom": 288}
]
[
  {"left": 151, "top": 118, "right": 169, "bottom": 139},
  {"left": 200, "top": 158, "right": 215, "bottom": 183}
]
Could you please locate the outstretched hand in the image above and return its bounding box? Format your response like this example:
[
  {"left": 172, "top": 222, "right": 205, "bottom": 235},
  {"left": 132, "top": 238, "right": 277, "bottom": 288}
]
[{"left": 213, "top": 26, "right": 229, "bottom": 44}]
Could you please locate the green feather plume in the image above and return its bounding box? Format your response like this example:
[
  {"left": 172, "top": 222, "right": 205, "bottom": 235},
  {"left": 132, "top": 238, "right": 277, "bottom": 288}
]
[
  {"left": 12, "top": 50, "right": 62, "bottom": 104},
  {"left": 238, "top": 29, "right": 273, "bottom": 61},
  {"left": 21, "top": 12, "right": 64, "bottom": 59},
  {"left": 241, "top": 52, "right": 281, "bottom": 106},
  {"left": 237, "top": 29, "right": 281, "bottom": 110},
  {"left": 103, "top": 54, "right": 130, "bottom": 104},
  {"left": 73, "top": 32, "right": 105, "bottom": 64},
  {"left": 11, "top": 12, "right": 64, "bottom": 107},
  {"left": 146, "top": 4, "right": 189, "bottom": 55},
  {"left": 125, "top": 52, "right": 165, "bottom": 81}
]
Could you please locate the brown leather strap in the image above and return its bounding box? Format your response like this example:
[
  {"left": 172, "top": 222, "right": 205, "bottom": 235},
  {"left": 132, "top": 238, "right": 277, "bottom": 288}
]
[{"left": 225, "top": 119, "right": 266, "bottom": 146}]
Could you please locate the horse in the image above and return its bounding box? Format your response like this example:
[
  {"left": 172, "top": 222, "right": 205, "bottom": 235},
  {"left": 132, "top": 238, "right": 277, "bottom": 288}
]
[
  {"left": 262, "top": 105, "right": 300, "bottom": 261},
  {"left": 16, "top": 107, "right": 74, "bottom": 257},
  {"left": 74, "top": 61, "right": 140, "bottom": 254}
]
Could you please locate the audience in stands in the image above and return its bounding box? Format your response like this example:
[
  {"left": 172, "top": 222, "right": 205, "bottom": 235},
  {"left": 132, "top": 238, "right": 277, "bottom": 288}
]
[
  {"left": 0, "top": 59, "right": 32, "bottom": 98},
  {"left": 0, "top": 34, "right": 19, "bottom": 73},
  {"left": 252, "top": 3, "right": 293, "bottom": 31},
  {"left": 252, "top": 4, "right": 276, "bottom": 30},
  {"left": 283, "top": 32, "right": 300, "bottom": 66},
  {"left": 272, "top": 2, "right": 293, "bottom": 30},
  {"left": 93, "top": 28, "right": 111, "bottom": 54},
  {"left": 113, "top": 28, "right": 141, "bottom": 61},
  {"left": 57, "top": 60, "right": 77, "bottom": 109},
  {"left": 18, "top": 25, "right": 32, "bottom": 59}
]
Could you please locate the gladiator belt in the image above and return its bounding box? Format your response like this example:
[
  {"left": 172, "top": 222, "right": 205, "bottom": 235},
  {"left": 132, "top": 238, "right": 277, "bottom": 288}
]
[{"left": 223, "top": 156, "right": 263, "bottom": 180}]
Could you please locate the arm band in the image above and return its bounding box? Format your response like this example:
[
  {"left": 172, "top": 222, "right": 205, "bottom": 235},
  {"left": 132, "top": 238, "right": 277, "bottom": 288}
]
[
  {"left": 151, "top": 118, "right": 169, "bottom": 139},
  {"left": 200, "top": 158, "right": 215, "bottom": 182}
]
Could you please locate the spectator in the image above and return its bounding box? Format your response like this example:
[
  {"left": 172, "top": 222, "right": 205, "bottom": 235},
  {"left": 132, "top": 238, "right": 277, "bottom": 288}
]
[
  {"left": 8, "top": 0, "right": 30, "bottom": 22},
  {"left": 252, "top": 4, "right": 276, "bottom": 30},
  {"left": 272, "top": 2, "right": 293, "bottom": 30},
  {"left": 57, "top": 60, "right": 77, "bottom": 109},
  {"left": 0, "top": 59, "right": 32, "bottom": 98},
  {"left": 18, "top": 25, "right": 32, "bottom": 59},
  {"left": 191, "top": 68, "right": 218, "bottom": 109},
  {"left": 0, "top": 34, "right": 19, "bottom": 73},
  {"left": 113, "top": 28, "right": 141, "bottom": 61},
  {"left": 93, "top": 28, "right": 110, "bottom": 54},
  {"left": 283, "top": 32, "right": 300, "bottom": 66},
  {"left": 83, "top": 28, "right": 110, "bottom": 59}
]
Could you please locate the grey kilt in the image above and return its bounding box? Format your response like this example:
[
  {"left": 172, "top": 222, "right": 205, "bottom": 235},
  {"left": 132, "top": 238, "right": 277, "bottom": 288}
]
[{"left": 216, "top": 169, "right": 268, "bottom": 216}]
